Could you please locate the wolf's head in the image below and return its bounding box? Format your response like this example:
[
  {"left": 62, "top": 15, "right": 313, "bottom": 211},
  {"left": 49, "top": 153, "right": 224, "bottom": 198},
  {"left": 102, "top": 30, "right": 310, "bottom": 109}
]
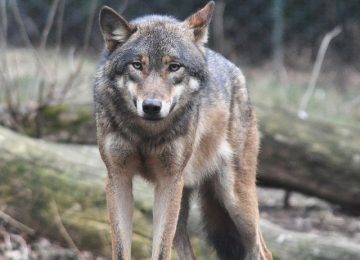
[{"left": 98, "top": 2, "right": 214, "bottom": 121}]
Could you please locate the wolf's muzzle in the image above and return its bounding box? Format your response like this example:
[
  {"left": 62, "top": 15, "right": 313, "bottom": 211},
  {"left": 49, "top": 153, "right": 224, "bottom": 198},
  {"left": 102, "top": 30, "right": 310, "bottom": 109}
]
[{"left": 142, "top": 98, "right": 162, "bottom": 120}]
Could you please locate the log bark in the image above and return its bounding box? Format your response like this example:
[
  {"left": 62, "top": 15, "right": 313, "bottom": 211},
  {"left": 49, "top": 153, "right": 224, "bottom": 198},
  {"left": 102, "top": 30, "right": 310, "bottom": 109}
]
[
  {"left": 1, "top": 126, "right": 360, "bottom": 259},
  {"left": 256, "top": 105, "right": 360, "bottom": 210}
]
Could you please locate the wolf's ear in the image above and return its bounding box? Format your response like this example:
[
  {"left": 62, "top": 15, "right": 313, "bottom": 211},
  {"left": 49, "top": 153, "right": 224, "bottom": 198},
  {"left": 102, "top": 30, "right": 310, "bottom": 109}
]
[
  {"left": 184, "top": 1, "right": 215, "bottom": 45},
  {"left": 99, "top": 6, "right": 135, "bottom": 51}
]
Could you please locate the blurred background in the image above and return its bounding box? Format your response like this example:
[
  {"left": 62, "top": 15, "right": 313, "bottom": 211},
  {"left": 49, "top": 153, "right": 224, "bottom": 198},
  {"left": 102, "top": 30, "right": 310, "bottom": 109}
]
[{"left": 0, "top": 0, "right": 359, "bottom": 259}]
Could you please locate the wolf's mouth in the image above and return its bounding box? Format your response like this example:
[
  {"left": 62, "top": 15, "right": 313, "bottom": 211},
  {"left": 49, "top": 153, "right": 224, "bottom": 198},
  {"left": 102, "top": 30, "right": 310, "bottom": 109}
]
[
  {"left": 169, "top": 101, "right": 177, "bottom": 113},
  {"left": 142, "top": 115, "right": 163, "bottom": 121}
]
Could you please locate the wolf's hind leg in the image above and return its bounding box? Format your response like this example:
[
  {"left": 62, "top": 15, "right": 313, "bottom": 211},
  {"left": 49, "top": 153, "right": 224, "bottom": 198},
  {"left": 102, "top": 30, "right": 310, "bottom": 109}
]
[
  {"left": 173, "top": 187, "right": 196, "bottom": 260},
  {"left": 200, "top": 180, "right": 247, "bottom": 260},
  {"left": 212, "top": 166, "right": 272, "bottom": 259},
  {"left": 220, "top": 179, "right": 267, "bottom": 260}
]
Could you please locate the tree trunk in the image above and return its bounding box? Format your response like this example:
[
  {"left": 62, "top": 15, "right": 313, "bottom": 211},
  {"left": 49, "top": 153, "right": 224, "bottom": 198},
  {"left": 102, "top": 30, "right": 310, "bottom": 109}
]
[
  {"left": 1, "top": 126, "right": 360, "bottom": 259},
  {"left": 256, "top": 104, "right": 360, "bottom": 211}
]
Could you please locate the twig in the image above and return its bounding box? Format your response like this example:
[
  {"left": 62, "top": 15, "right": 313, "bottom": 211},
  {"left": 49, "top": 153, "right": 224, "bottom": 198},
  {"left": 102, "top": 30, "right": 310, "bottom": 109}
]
[
  {"left": 55, "top": 0, "right": 65, "bottom": 55},
  {"left": 9, "top": 0, "right": 50, "bottom": 78},
  {"left": 212, "top": 0, "right": 226, "bottom": 53},
  {"left": 47, "top": 0, "right": 65, "bottom": 103},
  {"left": 118, "top": 0, "right": 129, "bottom": 14},
  {"left": 272, "top": 0, "right": 286, "bottom": 84},
  {"left": 0, "top": 0, "right": 9, "bottom": 99},
  {"left": 0, "top": 229, "right": 12, "bottom": 250},
  {"left": 0, "top": 0, "right": 7, "bottom": 49},
  {"left": 10, "top": 233, "right": 29, "bottom": 259},
  {"left": 298, "top": 26, "right": 342, "bottom": 119},
  {"left": 50, "top": 200, "right": 81, "bottom": 255},
  {"left": 81, "top": 0, "right": 98, "bottom": 54},
  {"left": 0, "top": 210, "right": 35, "bottom": 235},
  {"left": 39, "top": 0, "right": 60, "bottom": 50},
  {"left": 57, "top": 0, "right": 98, "bottom": 103}
]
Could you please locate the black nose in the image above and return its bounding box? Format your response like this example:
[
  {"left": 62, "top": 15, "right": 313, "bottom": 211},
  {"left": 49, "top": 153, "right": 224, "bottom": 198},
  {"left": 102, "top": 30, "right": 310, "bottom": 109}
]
[{"left": 142, "top": 99, "right": 162, "bottom": 115}]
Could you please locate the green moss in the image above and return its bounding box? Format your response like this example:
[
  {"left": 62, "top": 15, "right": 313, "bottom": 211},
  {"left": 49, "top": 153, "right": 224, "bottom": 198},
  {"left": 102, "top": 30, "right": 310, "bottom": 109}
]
[
  {"left": 43, "top": 104, "right": 69, "bottom": 118},
  {"left": 16, "top": 104, "right": 94, "bottom": 139},
  {"left": 272, "top": 255, "right": 281, "bottom": 260},
  {"left": 0, "top": 159, "right": 108, "bottom": 254},
  {"left": 43, "top": 104, "right": 93, "bottom": 136}
]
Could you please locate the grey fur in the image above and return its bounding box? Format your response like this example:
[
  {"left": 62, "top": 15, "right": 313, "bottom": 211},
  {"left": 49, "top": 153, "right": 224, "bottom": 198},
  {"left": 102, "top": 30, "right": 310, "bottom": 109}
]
[{"left": 94, "top": 3, "right": 272, "bottom": 260}]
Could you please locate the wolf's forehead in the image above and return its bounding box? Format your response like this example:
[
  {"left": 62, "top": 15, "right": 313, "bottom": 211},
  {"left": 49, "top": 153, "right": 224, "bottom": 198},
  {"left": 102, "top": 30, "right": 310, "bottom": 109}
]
[
  {"left": 131, "top": 15, "right": 180, "bottom": 25},
  {"left": 131, "top": 27, "right": 187, "bottom": 58},
  {"left": 129, "top": 15, "right": 185, "bottom": 51}
]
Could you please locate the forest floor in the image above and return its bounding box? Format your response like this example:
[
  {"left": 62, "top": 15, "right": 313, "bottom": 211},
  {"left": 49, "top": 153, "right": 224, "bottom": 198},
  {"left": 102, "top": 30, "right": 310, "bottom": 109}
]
[
  {"left": 1, "top": 187, "right": 359, "bottom": 259},
  {"left": 258, "top": 188, "right": 360, "bottom": 244}
]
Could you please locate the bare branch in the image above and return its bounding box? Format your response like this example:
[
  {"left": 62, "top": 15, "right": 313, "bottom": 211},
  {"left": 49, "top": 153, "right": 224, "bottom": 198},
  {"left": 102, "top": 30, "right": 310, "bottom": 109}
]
[
  {"left": 9, "top": 0, "right": 50, "bottom": 77},
  {"left": 0, "top": 210, "right": 35, "bottom": 235},
  {"left": 57, "top": 61, "right": 83, "bottom": 104},
  {"left": 47, "top": 0, "right": 65, "bottom": 102},
  {"left": 272, "top": 0, "right": 286, "bottom": 83},
  {"left": 0, "top": 0, "right": 8, "bottom": 48},
  {"left": 0, "top": 228, "right": 12, "bottom": 250},
  {"left": 118, "top": 0, "right": 129, "bottom": 14},
  {"left": 10, "top": 233, "right": 29, "bottom": 258},
  {"left": 212, "top": 0, "right": 226, "bottom": 53},
  {"left": 298, "top": 26, "right": 342, "bottom": 119},
  {"left": 54, "top": 0, "right": 99, "bottom": 104},
  {"left": 39, "top": 0, "right": 60, "bottom": 50},
  {"left": 0, "top": 0, "right": 9, "bottom": 77},
  {"left": 9, "top": 0, "right": 33, "bottom": 49},
  {"left": 82, "top": 0, "right": 98, "bottom": 53},
  {"left": 50, "top": 200, "right": 81, "bottom": 255},
  {"left": 55, "top": 0, "right": 65, "bottom": 55}
]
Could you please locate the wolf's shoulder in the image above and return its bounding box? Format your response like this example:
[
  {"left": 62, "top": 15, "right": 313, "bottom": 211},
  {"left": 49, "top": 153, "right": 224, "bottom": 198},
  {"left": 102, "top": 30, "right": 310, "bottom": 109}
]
[{"left": 205, "top": 49, "right": 245, "bottom": 90}]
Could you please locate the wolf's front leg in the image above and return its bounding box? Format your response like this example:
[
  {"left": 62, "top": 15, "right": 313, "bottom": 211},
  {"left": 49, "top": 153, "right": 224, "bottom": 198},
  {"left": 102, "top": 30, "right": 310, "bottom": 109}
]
[
  {"left": 152, "top": 174, "right": 184, "bottom": 260},
  {"left": 173, "top": 187, "right": 196, "bottom": 260},
  {"left": 106, "top": 173, "right": 133, "bottom": 260}
]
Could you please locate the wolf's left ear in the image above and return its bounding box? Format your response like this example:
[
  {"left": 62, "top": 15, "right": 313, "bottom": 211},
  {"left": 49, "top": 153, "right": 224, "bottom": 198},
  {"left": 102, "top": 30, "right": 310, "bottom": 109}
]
[
  {"left": 184, "top": 1, "right": 215, "bottom": 45},
  {"left": 99, "top": 6, "right": 135, "bottom": 51}
]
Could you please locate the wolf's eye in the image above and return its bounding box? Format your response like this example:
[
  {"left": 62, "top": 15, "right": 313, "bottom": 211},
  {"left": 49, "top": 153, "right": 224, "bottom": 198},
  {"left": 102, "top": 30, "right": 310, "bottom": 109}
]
[
  {"left": 132, "top": 62, "right": 143, "bottom": 70},
  {"left": 168, "top": 63, "right": 181, "bottom": 72}
]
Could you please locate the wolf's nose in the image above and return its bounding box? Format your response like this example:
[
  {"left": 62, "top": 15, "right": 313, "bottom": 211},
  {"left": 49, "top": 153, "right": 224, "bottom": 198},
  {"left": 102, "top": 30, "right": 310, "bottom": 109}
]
[{"left": 142, "top": 99, "right": 162, "bottom": 115}]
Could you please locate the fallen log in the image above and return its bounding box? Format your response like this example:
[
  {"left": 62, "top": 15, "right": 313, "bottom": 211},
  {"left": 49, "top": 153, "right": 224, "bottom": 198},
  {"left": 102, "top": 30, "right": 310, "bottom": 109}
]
[
  {"left": 1, "top": 126, "right": 360, "bottom": 259},
  {"left": 22, "top": 102, "right": 360, "bottom": 211},
  {"left": 256, "top": 105, "right": 360, "bottom": 210}
]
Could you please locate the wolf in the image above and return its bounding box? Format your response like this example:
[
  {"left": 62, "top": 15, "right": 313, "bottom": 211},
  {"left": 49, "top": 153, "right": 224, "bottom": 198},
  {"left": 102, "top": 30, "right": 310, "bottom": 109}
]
[{"left": 94, "top": 1, "right": 272, "bottom": 260}]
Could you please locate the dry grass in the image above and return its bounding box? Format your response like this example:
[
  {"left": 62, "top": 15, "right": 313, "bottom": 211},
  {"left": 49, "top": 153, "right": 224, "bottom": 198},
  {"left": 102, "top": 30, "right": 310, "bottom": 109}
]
[
  {"left": 1, "top": 48, "right": 95, "bottom": 105},
  {"left": 2, "top": 47, "right": 359, "bottom": 135},
  {"left": 245, "top": 63, "right": 360, "bottom": 127},
  {"left": 0, "top": 0, "right": 98, "bottom": 137}
]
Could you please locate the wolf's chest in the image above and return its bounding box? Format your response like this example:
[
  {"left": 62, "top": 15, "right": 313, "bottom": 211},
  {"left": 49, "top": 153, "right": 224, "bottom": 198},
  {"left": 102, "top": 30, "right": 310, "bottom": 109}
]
[{"left": 182, "top": 138, "right": 232, "bottom": 187}]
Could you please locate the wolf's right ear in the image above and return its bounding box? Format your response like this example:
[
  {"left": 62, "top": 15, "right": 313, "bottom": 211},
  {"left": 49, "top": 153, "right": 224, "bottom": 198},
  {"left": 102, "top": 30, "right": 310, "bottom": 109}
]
[
  {"left": 99, "top": 6, "right": 135, "bottom": 52},
  {"left": 184, "top": 1, "right": 215, "bottom": 45}
]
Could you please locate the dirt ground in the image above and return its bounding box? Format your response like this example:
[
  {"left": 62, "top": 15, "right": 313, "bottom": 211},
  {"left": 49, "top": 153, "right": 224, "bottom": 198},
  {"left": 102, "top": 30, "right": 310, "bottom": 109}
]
[{"left": 258, "top": 187, "right": 360, "bottom": 244}]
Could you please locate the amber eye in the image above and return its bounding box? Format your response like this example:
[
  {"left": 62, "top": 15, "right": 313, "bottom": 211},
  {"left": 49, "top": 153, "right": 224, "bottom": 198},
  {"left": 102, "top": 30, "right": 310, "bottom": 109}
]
[
  {"left": 168, "top": 63, "right": 181, "bottom": 72},
  {"left": 132, "top": 62, "right": 143, "bottom": 70}
]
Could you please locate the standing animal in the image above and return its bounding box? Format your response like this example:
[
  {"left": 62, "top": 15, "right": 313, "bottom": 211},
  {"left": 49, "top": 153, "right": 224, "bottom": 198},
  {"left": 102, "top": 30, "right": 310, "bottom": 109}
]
[{"left": 94, "top": 1, "right": 272, "bottom": 259}]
